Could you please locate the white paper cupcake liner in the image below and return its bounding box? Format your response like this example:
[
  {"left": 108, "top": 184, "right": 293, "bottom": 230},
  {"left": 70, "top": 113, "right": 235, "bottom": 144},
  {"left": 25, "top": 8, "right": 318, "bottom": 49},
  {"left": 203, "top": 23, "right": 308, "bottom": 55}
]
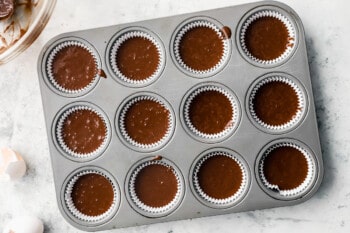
[
  {"left": 173, "top": 20, "right": 230, "bottom": 75},
  {"left": 64, "top": 169, "right": 118, "bottom": 222},
  {"left": 184, "top": 85, "right": 239, "bottom": 140},
  {"left": 110, "top": 30, "right": 164, "bottom": 85},
  {"left": 119, "top": 95, "right": 174, "bottom": 150},
  {"left": 249, "top": 76, "right": 305, "bottom": 131},
  {"left": 128, "top": 160, "right": 183, "bottom": 215},
  {"left": 56, "top": 105, "right": 110, "bottom": 158},
  {"left": 46, "top": 40, "right": 100, "bottom": 94},
  {"left": 258, "top": 142, "right": 315, "bottom": 197},
  {"left": 192, "top": 151, "right": 248, "bottom": 206},
  {"left": 240, "top": 10, "right": 296, "bottom": 65}
]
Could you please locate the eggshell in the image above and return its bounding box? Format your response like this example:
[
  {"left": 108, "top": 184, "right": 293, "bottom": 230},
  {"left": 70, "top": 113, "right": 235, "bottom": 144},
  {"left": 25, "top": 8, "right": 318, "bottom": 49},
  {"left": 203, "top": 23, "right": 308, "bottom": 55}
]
[
  {"left": 0, "top": 147, "right": 26, "bottom": 181},
  {"left": 3, "top": 216, "right": 44, "bottom": 233}
]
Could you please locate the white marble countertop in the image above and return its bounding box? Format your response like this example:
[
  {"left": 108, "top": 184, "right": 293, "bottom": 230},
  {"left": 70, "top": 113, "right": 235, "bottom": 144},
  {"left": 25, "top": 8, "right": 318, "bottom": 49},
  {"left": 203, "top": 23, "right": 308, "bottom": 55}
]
[{"left": 0, "top": 0, "right": 349, "bottom": 232}]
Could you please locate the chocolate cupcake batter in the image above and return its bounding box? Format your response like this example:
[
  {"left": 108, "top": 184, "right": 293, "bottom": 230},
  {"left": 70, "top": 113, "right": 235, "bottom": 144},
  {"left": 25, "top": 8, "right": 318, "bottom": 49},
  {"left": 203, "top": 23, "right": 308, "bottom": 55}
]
[
  {"left": 52, "top": 45, "right": 97, "bottom": 90},
  {"left": 0, "top": 0, "right": 15, "bottom": 19},
  {"left": 198, "top": 154, "right": 243, "bottom": 199},
  {"left": 116, "top": 36, "right": 159, "bottom": 81},
  {"left": 135, "top": 163, "right": 178, "bottom": 207},
  {"left": 125, "top": 99, "right": 169, "bottom": 145},
  {"left": 71, "top": 173, "right": 114, "bottom": 216},
  {"left": 189, "top": 90, "right": 233, "bottom": 134},
  {"left": 221, "top": 26, "right": 232, "bottom": 39},
  {"left": 62, "top": 109, "right": 106, "bottom": 154},
  {"left": 253, "top": 81, "right": 299, "bottom": 126},
  {"left": 244, "top": 16, "right": 293, "bottom": 60},
  {"left": 263, "top": 146, "right": 308, "bottom": 190},
  {"left": 179, "top": 26, "right": 224, "bottom": 71}
]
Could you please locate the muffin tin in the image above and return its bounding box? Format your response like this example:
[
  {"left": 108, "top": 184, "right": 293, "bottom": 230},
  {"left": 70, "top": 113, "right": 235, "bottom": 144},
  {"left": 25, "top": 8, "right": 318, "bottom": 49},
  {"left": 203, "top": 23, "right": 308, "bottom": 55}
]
[{"left": 37, "top": 1, "right": 324, "bottom": 231}]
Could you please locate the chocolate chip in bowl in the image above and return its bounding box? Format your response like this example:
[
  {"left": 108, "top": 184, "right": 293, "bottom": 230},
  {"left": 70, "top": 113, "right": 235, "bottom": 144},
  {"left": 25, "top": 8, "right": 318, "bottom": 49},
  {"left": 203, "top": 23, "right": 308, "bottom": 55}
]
[{"left": 0, "top": 0, "right": 15, "bottom": 20}]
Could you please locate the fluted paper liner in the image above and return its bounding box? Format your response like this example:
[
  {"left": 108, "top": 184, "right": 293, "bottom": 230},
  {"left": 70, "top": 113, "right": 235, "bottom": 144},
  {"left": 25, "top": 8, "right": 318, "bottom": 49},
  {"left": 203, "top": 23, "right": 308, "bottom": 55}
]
[
  {"left": 258, "top": 142, "right": 316, "bottom": 197},
  {"left": 173, "top": 20, "right": 230, "bottom": 76},
  {"left": 56, "top": 105, "right": 110, "bottom": 158},
  {"left": 192, "top": 151, "right": 248, "bottom": 206},
  {"left": 249, "top": 76, "right": 305, "bottom": 131},
  {"left": 128, "top": 160, "right": 183, "bottom": 215},
  {"left": 119, "top": 95, "right": 174, "bottom": 150},
  {"left": 240, "top": 10, "right": 296, "bottom": 65},
  {"left": 109, "top": 30, "right": 165, "bottom": 85},
  {"left": 64, "top": 170, "right": 118, "bottom": 222},
  {"left": 46, "top": 40, "right": 100, "bottom": 94},
  {"left": 184, "top": 85, "right": 239, "bottom": 140}
]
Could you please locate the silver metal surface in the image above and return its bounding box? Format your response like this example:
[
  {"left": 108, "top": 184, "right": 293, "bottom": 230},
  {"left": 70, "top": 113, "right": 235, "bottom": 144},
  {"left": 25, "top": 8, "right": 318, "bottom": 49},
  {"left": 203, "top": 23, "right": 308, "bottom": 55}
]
[{"left": 37, "top": 1, "right": 324, "bottom": 231}]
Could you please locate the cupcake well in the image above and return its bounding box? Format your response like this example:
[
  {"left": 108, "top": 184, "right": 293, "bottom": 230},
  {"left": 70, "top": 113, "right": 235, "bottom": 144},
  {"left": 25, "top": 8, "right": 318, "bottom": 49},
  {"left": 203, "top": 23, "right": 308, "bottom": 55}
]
[
  {"left": 63, "top": 168, "right": 119, "bottom": 225},
  {"left": 108, "top": 28, "right": 165, "bottom": 87},
  {"left": 257, "top": 140, "right": 317, "bottom": 199},
  {"left": 172, "top": 17, "right": 231, "bottom": 78},
  {"left": 182, "top": 83, "right": 240, "bottom": 143},
  {"left": 126, "top": 158, "right": 184, "bottom": 218},
  {"left": 45, "top": 38, "right": 101, "bottom": 96},
  {"left": 54, "top": 102, "right": 111, "bottom": 161},
  {"left": 117, "top": 93, "right": 175, "bottom": 152},
  {"left": 238, "top": 7, "right": 298, "bottom": 66}
]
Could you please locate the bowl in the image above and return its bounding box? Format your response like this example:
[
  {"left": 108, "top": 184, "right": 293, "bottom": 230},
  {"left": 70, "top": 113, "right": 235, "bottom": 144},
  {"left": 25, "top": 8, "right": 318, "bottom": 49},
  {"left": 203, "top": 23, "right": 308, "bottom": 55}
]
[{"left": 0, "top": 0, "right": 56, "bottom": 64}]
